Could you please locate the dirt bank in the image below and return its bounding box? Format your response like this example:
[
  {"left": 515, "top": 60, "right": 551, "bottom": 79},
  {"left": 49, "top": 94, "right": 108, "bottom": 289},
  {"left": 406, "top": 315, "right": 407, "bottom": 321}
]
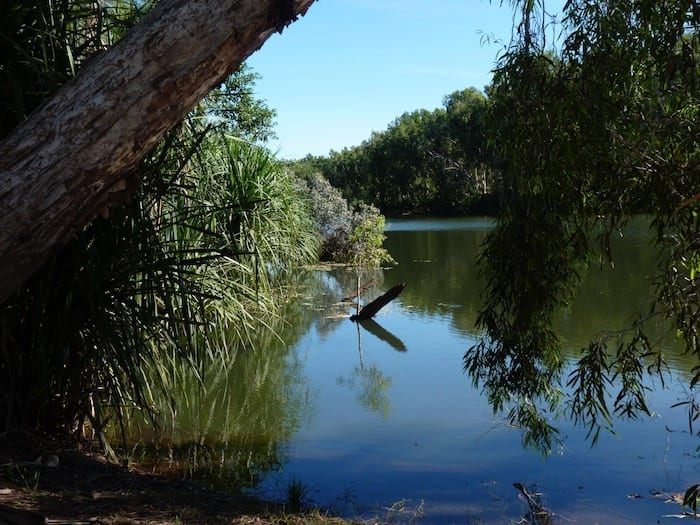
[{"left": 0, "top": 438, "right": 349, "bottom": 525}]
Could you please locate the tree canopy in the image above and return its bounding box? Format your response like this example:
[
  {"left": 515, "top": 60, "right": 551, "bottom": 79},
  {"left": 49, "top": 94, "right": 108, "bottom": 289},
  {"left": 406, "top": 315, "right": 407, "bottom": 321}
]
[
  {"left": 292, "top": 87, "right": 498, "bottom": 217},
  {"left": 465, "top": 0, "right": 700, "bottom": 454}
]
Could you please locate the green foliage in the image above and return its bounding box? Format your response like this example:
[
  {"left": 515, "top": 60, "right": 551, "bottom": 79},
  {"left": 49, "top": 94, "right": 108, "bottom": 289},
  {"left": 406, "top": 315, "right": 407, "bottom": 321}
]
[
  {"left": 348, "top": 205, "right": 394, "bottom": 270},
  {"left": 295, "top": 172, "right": 392, "bottom": 266},
  {"left": 466, "top": 0, "right": 700, "bottom": 451},
  {"left": 196, "top": 63, "right": 278, "bottom": 143},
  {"left": 297, "top": 173, "right": 354, "bottom": 260},
  {"left": 0, "top": 129, "right": 318, "bottom": 437},
  {"left": 292, "top": 87, "right": 497, "bottom": 216}
]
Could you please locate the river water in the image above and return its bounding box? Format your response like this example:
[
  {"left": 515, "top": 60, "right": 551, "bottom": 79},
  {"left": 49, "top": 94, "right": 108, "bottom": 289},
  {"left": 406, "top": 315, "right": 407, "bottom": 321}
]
[{"left": 138, "top": 217, "right": 700, "bottom": 523}]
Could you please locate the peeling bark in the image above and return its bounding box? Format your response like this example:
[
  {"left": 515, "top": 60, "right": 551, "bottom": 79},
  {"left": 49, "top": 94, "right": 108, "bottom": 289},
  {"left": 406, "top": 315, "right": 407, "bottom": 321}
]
[{"left": 0, "top": 0, "right": 315, "bottom": 304}]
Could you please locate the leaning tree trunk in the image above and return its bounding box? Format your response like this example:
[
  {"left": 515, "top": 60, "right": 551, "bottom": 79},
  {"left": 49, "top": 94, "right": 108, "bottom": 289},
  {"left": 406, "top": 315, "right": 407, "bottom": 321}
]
[{"left": 0, "top": 0, "right": 315, "bottom": 305}]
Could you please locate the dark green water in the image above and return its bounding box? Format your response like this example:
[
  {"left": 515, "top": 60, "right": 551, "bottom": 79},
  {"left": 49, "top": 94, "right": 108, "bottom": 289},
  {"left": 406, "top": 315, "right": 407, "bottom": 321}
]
[{"left": 131, "top": 217, "right": 700, "bottom": 523}]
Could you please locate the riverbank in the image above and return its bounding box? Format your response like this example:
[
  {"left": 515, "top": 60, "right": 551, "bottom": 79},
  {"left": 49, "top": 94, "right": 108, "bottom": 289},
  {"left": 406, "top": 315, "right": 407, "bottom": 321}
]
[{"left": 0, "top": 440, "right": 350, "bottom": 525}]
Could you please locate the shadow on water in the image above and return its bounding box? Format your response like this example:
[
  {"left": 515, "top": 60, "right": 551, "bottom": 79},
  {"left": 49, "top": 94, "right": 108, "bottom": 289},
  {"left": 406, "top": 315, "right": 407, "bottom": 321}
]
[{"left": 336, "top": 286, "right": 407, "bottom": 421}]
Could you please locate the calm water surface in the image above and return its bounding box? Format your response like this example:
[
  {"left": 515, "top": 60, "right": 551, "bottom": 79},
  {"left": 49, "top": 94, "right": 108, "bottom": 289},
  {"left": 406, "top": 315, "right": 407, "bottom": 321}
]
[
  {"left": 139, "top": 218, "right": 700, "bottom": 523},
  {"left": 253, "top": 217, "right": 700, "bottom": 523}
]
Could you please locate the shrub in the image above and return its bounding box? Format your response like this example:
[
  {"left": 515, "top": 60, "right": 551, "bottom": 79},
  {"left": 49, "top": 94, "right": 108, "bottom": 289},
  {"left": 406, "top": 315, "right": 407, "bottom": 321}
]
[{"left": 299, "top": 173, "right": 392, "bottom": 265}]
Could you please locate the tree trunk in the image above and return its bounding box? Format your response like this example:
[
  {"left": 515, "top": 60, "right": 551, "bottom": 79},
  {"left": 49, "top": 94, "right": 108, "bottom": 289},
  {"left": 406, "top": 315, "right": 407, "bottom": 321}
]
[{"left": 0, "top": 0, "right": 315, "bottom": 304}]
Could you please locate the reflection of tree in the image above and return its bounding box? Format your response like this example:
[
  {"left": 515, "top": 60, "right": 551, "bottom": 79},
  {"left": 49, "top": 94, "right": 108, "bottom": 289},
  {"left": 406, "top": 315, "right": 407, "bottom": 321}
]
[
  {"left": 337, "top": 364, "right": 392, "bottom": 420},
  {"left": 383, "top": 225, "right": 488, "bottom": 335},
  {"left": 356, "top": 365, "right": 392, "bottom": 419},
  {"left": 384, "top": 221, "right": 663, "bottom": 342},
  {"left": 114, "top": 300, "right": 313, "bottom": 492},
  {"left": 113, "top": 266, "right": 395, "bottom": 489},
  {"left": 307, "top": 267, "right": 385, "bottom": 339},
  {"left": 336, "top": 318, "right": 395, "bottom": 419},
  {"left": 385, "top": 218, "right": 684, "bottom": 454},
  {"left": 463, "top": 220, "right": 687, "bottom": 453}
]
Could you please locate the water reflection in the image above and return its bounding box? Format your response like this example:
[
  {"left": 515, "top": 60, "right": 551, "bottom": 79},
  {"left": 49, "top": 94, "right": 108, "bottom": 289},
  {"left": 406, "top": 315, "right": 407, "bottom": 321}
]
[
  {"left": 337, "top": 363, "right": 392, "bottom": 419},
  {"left": 359, "top": 318, "right": 407, "bottom": 352},
  {"left": 117, "top": 301, "right": 314, "bottom": 491},
  {"left": 386, "top": 217, "right": 696, "bottom": 448},
  {"left": 383, "top": 216, "right": 674, "bottom": 349},
  {"left": 383, "top": 220, "right": 490, "bottom": 336},
  {"left": 305, "top": 266, "right": 385, "bottom": 338},
  {"left": 115, "top": 217, "right": 700, "bottom": 523},
  {"left": 115, "top": 265, "right": 403, "bottom": 492}
]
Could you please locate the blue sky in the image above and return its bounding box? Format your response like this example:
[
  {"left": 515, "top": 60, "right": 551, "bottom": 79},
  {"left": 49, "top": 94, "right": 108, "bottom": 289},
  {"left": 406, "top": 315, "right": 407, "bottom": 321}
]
[{"left": 246, "top": 0, "right": 528, "bottom": 159}]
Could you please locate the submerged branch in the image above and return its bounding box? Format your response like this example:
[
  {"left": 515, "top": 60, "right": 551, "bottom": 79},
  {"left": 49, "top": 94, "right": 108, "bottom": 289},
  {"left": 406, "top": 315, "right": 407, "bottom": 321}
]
[{"left": 350, "top": 283, "right": 406, "bottom": 322}]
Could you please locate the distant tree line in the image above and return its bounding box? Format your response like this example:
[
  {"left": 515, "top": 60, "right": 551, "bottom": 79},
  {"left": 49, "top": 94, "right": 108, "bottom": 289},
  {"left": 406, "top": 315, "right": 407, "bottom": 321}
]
[{"left": 289, "top": 87, "right": 499, "bottom": 217}]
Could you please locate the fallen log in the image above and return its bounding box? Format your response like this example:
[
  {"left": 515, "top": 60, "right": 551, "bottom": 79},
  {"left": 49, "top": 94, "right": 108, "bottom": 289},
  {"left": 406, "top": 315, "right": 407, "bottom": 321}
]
[{"left": 350, "top": 283, "right": 406, "bottom": 322}]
